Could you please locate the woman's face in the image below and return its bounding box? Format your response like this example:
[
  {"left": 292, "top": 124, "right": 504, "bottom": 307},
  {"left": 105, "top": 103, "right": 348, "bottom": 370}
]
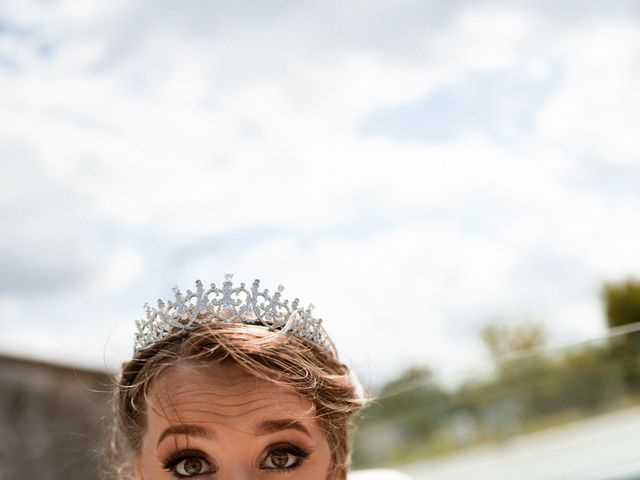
[{"left": 135, "top": 361, "right": 334, "bottom": 480}]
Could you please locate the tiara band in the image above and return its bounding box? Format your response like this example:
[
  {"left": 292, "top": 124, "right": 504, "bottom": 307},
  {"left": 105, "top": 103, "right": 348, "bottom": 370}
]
[{"left": 133, "top": 273, "right": 337, "bottom": 357}]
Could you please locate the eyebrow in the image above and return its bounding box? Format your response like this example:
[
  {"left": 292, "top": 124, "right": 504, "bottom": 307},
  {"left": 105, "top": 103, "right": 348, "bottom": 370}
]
[
  {"left": 157, "top": 425, "right": 214, "bottom": 448},
  {"left": 255, "top": 419, "right": 312, "bottom": 438},
  {"left": 156, "top": 419, "right": 311, "bottom": 448}
]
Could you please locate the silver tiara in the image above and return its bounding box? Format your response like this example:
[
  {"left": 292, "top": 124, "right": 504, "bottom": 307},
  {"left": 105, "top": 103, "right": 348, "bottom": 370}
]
[{"left": 133, "top": 273, "right": 337, "bottom": 357}]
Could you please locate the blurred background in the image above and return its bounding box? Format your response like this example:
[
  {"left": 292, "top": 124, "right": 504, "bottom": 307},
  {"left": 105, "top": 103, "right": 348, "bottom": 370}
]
[{"left": 1, "top": 1, "right": 639, "bottom": 478}]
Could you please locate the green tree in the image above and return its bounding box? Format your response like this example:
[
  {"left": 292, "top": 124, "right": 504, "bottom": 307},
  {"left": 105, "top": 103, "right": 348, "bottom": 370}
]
[
  {"left": 602, "top": 279, "right": 640, "bottom": 329},
  {"left": 479, "top": 320, "right": 554, "bottom": 430},
  {"left": 379, "top": 366, "right": 434, "bottom": 397},
  {"left": 354, "top": 366, "right": 449, "bottom": 466},
  {"left": 602, "top": 278, "right": 640, "bottom": 391},
  {"left": 481, "top": 320, "right": 547, "bottom": 360}
]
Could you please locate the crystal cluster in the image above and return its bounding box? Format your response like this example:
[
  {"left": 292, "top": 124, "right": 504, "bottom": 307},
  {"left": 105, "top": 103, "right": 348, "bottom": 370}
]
[{"left": 134, "top": 273, "right": 336, "bottom": 356}]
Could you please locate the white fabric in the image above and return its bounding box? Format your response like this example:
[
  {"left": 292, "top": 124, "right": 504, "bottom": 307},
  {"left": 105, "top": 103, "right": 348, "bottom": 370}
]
[{"left": 350, "top": 469, "right": 413, "bottom": 480}]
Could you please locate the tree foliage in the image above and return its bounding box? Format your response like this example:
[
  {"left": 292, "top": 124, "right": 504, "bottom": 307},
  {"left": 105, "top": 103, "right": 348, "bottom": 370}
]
[
  {"left": 602, "top": 278, "right": 640, "bottom": 390},
  {"left": 481, "top": 321, "right": 547, "bottom": 359},
  {"left": 602, "top": 278, "right": 640, "bottom": 329},
  {"left": 354, "top": 291, "right": 640, "bottom": 468}
]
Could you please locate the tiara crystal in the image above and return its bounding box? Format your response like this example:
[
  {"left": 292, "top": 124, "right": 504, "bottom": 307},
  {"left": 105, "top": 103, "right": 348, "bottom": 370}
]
[{"left": 133, "top": 273, "right": 337, "bottom": 357}]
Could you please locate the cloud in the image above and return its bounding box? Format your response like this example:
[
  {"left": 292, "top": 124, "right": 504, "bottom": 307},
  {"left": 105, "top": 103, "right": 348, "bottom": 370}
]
[
  {"left": 537, "top": 24, "right": 640, "bottom": 165},
  {"left": 0, "top": 0, "right": 639, "bottom": 383}
]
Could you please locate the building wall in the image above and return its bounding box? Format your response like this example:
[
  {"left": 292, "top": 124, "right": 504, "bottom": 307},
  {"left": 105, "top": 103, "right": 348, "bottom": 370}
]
[{"left": 0, "top": 355, "right": 114, "bottom": 480}]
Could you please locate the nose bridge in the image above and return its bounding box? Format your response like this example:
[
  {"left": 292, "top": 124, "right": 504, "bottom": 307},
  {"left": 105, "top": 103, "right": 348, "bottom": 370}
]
[
  {"left": 219, "top": 462, "right": 261, "bottom": 480},
  {"left": 207, "top": 424, "right": 266, "bottom": 480},
  {"left": 219, "top": 471, "right": 262, "bottom": 480}
]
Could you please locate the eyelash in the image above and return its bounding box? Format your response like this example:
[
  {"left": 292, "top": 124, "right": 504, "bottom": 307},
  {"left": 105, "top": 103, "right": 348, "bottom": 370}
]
[
  {"left": 162, "top": 449, "right": 212, "bottom": 478},
  {"left": 161, "top": 443, "right": 311, "bottom": 478},
  {"left": 260, "top": 443, "right": 310, "bottom": 473}
]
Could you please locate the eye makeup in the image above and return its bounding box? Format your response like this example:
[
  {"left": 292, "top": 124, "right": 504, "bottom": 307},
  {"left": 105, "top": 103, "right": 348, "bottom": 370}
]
[
  {"left": 159, "top": 440, "right": 313, "bottom": 478},
  {"left": 260, "top": 441, "right": 311, "bottom": 471},
  {"left": 162, "top": 449, "right": 215, "bottom": 478}
]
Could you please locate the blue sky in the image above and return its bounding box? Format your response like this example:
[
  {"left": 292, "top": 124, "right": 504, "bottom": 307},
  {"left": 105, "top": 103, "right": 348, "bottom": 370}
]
[{"left": 1, "top": 0, "right": 639, "bottom": 385}]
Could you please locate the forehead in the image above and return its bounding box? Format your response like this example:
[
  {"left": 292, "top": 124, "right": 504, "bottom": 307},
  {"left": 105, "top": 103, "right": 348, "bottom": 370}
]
[{"left": 147, "top": 361, "right": 316, "bottom": 427}]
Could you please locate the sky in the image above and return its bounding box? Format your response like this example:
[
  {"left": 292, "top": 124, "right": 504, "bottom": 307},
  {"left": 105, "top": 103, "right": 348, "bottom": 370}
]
[{"left": 1, "top": 0, "right": 640, "bottom": 386}]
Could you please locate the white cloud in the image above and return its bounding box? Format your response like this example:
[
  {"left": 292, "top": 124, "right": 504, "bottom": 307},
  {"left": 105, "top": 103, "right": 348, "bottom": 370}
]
[
  {"left": 1, "top": 0, "right": 639, "bottom": 384},
  {"left": 537, "top": 24, "right": 640, "bottom": 165}
]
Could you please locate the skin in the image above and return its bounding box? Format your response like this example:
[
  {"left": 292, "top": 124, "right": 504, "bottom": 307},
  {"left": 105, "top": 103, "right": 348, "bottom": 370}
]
[{"left": 135, "top": 361, "right": 335, "bottom": 480}]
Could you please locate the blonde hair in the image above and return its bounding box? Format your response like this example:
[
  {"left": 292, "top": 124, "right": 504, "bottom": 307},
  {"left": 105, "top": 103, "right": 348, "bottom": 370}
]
[{"left": 107, "top": 320, "right": 367, "bottom": 479}]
